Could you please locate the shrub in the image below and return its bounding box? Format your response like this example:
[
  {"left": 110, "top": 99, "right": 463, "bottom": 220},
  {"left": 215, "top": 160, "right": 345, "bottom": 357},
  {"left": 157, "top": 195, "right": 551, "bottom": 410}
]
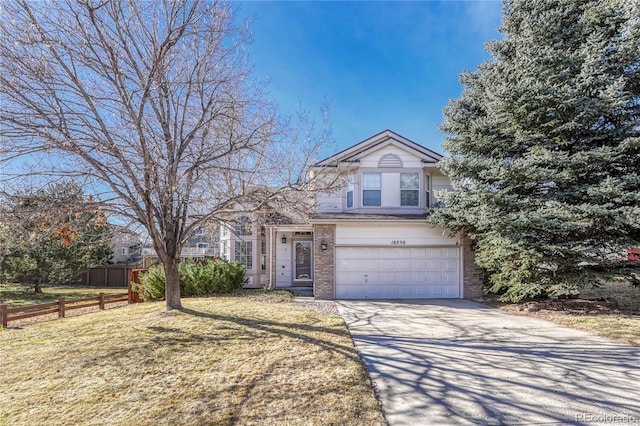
[{"left": 134, "top": 259, "right": 246, "bottom": 301}]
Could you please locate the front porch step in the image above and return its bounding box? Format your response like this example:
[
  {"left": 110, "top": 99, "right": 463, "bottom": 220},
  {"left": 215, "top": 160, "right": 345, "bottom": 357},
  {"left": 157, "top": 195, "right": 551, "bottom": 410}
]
[
  {"left": 284, "top": 286, "right": 314, "bottom": 297},
  {"left": 289, "top": 281, "right": 312, "bottom": 288}
]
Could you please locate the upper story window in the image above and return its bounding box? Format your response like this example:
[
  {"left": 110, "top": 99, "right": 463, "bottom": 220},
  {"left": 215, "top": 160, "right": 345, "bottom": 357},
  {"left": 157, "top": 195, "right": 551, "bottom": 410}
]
[
  {"left": 346, "top": 174, "right": 354, "bottom": 208},
  {"left": 362, "top": 173, "right": 381, "bottom": 206},
  {"left": 400, "top": 173, "right": 419, "bottom": 206},
  {"left": 425, "top": 174, "right": 431, "bottom": 208},
  {"left": 234, "top": 216, "right": 251, "bottom": 236}
]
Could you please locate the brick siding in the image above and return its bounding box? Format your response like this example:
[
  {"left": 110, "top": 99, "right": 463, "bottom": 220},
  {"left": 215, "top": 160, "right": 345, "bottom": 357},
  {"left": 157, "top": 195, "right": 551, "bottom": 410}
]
[
  {"left": 462, "top": 236, "right": 483, "bottom": 299},
  {"left": 313, "top": 224, "right": 336, "bottom": 299}
]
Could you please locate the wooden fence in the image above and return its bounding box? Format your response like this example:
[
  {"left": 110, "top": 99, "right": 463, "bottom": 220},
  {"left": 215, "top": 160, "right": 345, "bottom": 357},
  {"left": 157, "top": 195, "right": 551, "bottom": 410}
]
[
  {"left": 0, "top": 292, "right": 130, "bottom": 327},
  {"left": 76, "top": 262, "right": 143, "bottom": 288}
]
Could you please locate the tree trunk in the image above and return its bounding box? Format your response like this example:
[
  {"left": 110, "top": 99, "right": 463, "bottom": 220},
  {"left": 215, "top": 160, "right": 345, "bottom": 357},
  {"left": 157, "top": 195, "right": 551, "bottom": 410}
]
[
  {"left": 163, "top": 258, "right": 183, "bottom": 311},
  {"left": 34, "top": 282, "right": 42, "bottom": 294}
]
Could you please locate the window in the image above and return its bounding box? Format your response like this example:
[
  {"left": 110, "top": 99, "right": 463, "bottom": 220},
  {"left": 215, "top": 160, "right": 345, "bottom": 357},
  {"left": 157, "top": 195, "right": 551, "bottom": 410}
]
[
  {"left": 196, "top": 242, "right": 209, "bottom": 249},
  {"left": 425, "top": 174, "right": 431, "bottom": 208},
  {"left": 196, "top": 229, "right": 204, "bottom": 236},
  {"left": 221, "top": 240, "right": 230, "bottom": 260},
  {"left": 260, "top": 240, "right": 266, "bottom": 270},
  {"left": 234, "top": 216, "right": 252, "bottom": 236},
  {"left": 121, "top": 247, "right": 129, "bottom": 256},
  {"left": 362, "top": 173, "right": 381, "bottom": 206},
  {"left": 346, "top": 174, "right": 354, "bottom": 208},
  {"left": 400, "top": 173, "right": 419, "bottom": 206},
  {"left": 235, "top": 241, "right": 253, "bottom": 270}
]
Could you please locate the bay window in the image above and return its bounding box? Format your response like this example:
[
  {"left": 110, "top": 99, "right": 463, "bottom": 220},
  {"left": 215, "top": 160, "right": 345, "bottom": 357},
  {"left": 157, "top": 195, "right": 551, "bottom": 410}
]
[{"left": 235, "top": 241, "right": 253, "bottom": 270}]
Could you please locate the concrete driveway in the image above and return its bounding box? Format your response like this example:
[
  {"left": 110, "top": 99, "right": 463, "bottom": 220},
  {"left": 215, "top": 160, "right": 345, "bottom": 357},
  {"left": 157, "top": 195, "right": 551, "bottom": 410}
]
[{"left": 337, "top": 300, "right": 640, "bottom": 426}]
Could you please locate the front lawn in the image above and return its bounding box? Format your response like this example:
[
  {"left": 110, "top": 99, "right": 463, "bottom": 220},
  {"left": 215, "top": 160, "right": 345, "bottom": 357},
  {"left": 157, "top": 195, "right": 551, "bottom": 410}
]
[
  {"left": 0, "top": 295, "right": 385, "bottom": 425},
  {"left": 489, "top": 281, "right": 640, "bottom": 346},
  {"left": 0, "top": 284, "right": 126, "bottom": 307}
]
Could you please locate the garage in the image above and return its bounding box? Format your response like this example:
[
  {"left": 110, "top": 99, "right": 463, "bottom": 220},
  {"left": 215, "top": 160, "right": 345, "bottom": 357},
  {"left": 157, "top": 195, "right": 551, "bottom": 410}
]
[{"left": 335, "top": 246, "right": 461, "bottom": 299}]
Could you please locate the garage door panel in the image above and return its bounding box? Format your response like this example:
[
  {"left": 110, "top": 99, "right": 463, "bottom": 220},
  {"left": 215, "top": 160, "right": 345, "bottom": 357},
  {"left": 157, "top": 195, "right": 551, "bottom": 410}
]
[{"left": 336, "top": 246, "right": 460, "bottom": 299}]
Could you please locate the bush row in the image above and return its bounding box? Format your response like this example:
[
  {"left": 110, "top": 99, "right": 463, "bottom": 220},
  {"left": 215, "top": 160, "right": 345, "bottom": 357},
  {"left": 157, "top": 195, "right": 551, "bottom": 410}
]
[{"left": 135, "top": 259, "right": 246, "bottom": 301}]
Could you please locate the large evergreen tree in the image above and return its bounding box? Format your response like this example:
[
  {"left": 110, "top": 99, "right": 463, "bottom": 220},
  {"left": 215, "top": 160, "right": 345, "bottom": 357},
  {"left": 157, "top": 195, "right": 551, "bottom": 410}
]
[
  {"left": 0, "top": 183, "right": 113, "bottom": 293},
  {"left": 432, "top": 0, "right": 640, "bottom": 301}
]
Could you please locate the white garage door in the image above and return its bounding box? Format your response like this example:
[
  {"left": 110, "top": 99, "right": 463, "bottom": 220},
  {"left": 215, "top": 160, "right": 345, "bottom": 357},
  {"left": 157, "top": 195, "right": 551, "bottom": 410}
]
[{"left": 335, "top": 246, "right": 461, "bottom": 299}]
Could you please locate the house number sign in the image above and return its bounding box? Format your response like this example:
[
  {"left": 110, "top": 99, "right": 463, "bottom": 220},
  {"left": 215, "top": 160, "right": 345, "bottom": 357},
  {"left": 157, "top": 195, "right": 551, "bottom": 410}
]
[{"left": 390, "top": 240, "right": 406, "bottom": 245}]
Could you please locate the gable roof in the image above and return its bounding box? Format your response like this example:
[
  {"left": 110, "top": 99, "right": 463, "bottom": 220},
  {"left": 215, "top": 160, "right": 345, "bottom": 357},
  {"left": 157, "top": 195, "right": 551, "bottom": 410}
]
[{"left": 313, "top": 129, "right": 443, "bottom": 168}]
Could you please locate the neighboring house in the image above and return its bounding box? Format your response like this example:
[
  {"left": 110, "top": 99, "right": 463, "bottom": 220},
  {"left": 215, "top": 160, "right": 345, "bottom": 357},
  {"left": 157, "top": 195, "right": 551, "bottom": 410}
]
[
  {"left": 110, "top": 230, "right": 142, "bottom": 264},
  {"left": 140, "top": 226, "right": 219, "bottom": 266},
  {"left": 224, "top": 130, "right": 482, "bottom": 300}
]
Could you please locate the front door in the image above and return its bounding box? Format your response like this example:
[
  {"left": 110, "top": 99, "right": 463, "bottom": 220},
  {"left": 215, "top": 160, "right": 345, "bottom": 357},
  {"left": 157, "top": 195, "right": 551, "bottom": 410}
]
[{"left": 294, "top": 241, "right": 313, "bottom": 281}]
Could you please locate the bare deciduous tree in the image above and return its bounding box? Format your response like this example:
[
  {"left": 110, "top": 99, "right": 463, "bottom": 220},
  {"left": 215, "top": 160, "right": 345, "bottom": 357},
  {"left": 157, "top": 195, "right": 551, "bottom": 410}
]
[{"left": 0, "top": 0, "right": 333, "bottom": 310}]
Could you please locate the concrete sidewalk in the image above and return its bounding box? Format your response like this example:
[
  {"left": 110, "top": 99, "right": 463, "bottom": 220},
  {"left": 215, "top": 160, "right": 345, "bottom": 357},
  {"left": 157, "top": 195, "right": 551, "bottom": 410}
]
[{"left": 338, "top": 300, "right": 640, "bottom": 426}]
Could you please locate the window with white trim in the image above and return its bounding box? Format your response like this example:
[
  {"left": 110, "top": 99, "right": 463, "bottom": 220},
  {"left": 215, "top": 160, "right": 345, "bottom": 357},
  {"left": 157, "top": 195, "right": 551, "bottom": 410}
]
[
  {"left": 362, "top": 173, "right": 381, "bottom": 206},
  {"left": 400, "top": 173, "right": 419, "bottom": 206},
  {"left": 235, "top": 241, "right": 253, "bottom": 270},
  {"left": 425, "top": 174, "right": 431, "bottom": 208},
  {"left": 346, "top": 174, "right": 354, "bottom": 208},
  {"left": 221, "top": 239, "right": 230, "bottom": 260},
  {"left": 234, "top": 216, "right": 251, "bottom": 236}
]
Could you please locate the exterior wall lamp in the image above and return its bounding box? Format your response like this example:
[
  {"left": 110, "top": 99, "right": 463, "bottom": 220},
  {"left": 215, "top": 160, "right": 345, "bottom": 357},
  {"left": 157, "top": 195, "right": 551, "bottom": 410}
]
[
  {"left": 321, "top": 239, "right": 328, "bottom": 251},
  {"left": 281, "top": 235, "right": 287, "bottom": 244}
]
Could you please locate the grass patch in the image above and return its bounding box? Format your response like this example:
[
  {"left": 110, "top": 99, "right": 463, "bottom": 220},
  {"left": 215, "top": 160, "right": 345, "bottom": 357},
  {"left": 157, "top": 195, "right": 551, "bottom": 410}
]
[
  {"left": 537, "top": 313, "right": 640, "bottom": 346},
  {"left": 0, "top": 297, "right": 385, "bottom": 426},
  {"left": 233, "top": 288, "right": 295, "bottom": 303},
  {"left": 488, "top": 281, "right": 640, "bottom": 346},
  {"left": 0, "top": 284, "right": 126, "bottom": 307}
]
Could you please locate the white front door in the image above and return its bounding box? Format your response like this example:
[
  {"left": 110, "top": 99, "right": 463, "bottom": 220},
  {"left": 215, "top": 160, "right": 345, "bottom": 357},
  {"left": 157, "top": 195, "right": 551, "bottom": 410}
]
[{"left": 335, "top": 246, "right": 460, "bottom": 299}]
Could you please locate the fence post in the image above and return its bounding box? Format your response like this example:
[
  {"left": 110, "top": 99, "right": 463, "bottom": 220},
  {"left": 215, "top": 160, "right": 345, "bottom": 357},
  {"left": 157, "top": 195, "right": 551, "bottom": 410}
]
[
  {"left": 99, "top": 293, "right": 105, "bottom": 310},
  {"left": 58, "top": 297, "right": 65, "bottom": 318},
  {"left": 1, "top": 304, "right": 8, "bottom": 328}
]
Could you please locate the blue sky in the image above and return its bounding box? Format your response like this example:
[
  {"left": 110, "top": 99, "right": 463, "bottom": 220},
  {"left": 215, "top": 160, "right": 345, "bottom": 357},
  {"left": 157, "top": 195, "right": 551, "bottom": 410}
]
[{"left": 236, "top": 1, "right": 503, "bottom": 155}]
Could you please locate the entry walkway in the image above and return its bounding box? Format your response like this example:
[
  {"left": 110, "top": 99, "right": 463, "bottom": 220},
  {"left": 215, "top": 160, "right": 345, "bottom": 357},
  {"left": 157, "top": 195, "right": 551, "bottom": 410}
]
[{"left": 338, "top": 300, "right": 640, "bottom": 425}]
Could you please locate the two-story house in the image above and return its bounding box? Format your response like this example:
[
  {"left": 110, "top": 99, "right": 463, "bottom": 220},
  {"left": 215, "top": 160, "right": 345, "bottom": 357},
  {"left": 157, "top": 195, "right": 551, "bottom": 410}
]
[{"left": 256, "top": 130, "right": 482, "bottom": 300}]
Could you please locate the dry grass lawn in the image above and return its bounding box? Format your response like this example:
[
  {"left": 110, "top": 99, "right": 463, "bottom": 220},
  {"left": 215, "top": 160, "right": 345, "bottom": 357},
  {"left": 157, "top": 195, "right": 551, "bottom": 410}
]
[
  {"left": 536, "top": 314, "right": 640, "bottom": 346},
  {"left": 0, "top": 284, "right": 126, "bottom": 307},
  {"left": 0, "top": 296, "right": 385, "bottom": 426},
  {"left": 491, "top": 281, "right": 640, "bottom": 346}
]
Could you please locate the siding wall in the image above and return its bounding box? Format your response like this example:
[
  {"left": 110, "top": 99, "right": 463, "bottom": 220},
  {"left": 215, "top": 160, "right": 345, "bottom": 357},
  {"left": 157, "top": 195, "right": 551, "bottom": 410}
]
[
  {"left": 315, "top": 144, "right": 454, "bottom": 213},
  {"left": 359, "top": 145, "right": 424, "bottom": 168},
  {"left": 335, "top": 223, "right": 459, "bottom": 246},
  {"left": 274, "top": 231, "right": 293, "bottom": 287}
]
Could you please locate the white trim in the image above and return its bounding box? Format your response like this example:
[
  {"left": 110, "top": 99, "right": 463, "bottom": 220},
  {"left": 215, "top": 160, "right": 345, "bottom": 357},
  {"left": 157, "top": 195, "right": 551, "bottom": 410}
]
[
  {"left": 310, "top": 218, "right": 430, "bottom": 224},
  {"left": 459, "top": 246, "right": 464, "bottom": 298},
  {"left": 313, "top": 130, "right": 442, "bottom": 167},
  {"left": 334, "top": 244, "right": 459, "bottom": 248}
]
